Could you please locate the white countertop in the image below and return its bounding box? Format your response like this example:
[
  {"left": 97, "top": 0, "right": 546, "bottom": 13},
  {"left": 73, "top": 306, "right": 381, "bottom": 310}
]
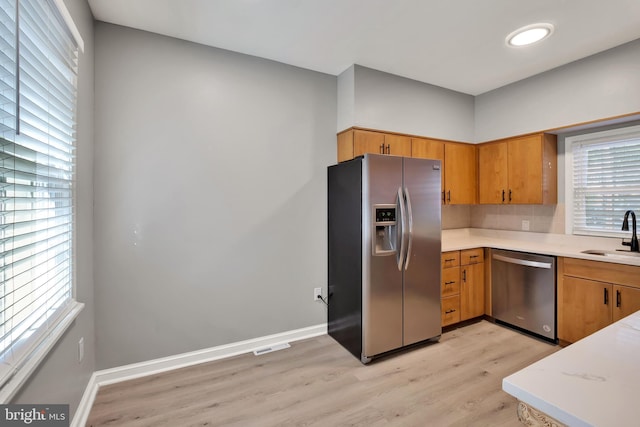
[
  {"left": 502, "top": 310, "right": 640, "bottom": 427},
  {"left": 441, "top": 228, "right": 640, "bottom": 266}
]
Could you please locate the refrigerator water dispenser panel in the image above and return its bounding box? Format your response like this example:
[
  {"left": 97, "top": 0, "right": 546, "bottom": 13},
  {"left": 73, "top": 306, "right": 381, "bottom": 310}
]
[{"left": 373, "top": 205, "right": 397, "bottom": 256}]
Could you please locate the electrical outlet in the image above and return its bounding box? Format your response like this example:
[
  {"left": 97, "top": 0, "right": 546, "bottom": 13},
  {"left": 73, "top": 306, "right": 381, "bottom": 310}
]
[
  {"left": 521, "top": 220, "right": 530, "bottom": 231},
  {"left": 78, "top": 337, "right": 84, "bottom": 363},
  {"left": 313, "top": 287, "right": 322, "bottom": 301}
]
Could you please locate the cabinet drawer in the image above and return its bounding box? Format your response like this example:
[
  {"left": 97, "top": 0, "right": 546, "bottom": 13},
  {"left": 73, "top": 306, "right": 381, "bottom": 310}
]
[
  {"left": 563, "top": 257, "right": 640, "bottom": 289},
  {"left": 442, "top": 295, "right": 460, "bottom": 327},
  {"left": 441, "top": 267, "right": 460, "bottom": 297},
  {"left": 461, "top": 248, "right": 484, "bottom": 265},
  {"left": 442, "top": 251, "right": 460, "bottom": 269}
]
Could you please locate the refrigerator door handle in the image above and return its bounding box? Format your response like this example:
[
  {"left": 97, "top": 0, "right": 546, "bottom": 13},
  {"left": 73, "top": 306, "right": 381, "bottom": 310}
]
[
  {"left": 396, "top": 187, "right": 407, "bottom": 271},
  {"left": 403, "top": 187, "right": 413, "bottom": 271}
]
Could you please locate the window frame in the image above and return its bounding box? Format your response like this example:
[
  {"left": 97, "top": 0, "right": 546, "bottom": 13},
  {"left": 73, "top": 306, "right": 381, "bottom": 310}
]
[
  {"left": 0, "top": 0, "right": 84, "bottom": 402},
  {"left": 565, "top": 123, "right": 640, "bottom": 238}
]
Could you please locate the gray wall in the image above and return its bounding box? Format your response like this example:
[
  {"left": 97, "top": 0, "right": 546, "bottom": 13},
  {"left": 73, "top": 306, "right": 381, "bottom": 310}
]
[
  {"left": 93, "top": 23, "right": 337, "bottom": 369},
  {"left": 475, "top": 38, "right": 640, "bottom": 142},
  {"left": 348, "top": 65, "right": 475, "bottom": 142},
  {"left": 12, "top": 0, "right": 96, "bottom": 418},
  {"left": 337, "top": 65, "right": 355, "bottom": 133}
]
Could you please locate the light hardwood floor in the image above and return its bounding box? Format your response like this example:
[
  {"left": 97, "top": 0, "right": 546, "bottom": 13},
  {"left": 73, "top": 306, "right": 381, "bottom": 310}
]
[{"left": 86, "top": 320, "right": 558, "bottom": 427}]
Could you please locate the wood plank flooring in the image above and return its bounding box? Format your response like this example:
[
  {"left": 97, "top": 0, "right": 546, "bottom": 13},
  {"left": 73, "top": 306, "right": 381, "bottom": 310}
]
[{"left": 86, "top": 320, "right": 558, "bottom": 426}]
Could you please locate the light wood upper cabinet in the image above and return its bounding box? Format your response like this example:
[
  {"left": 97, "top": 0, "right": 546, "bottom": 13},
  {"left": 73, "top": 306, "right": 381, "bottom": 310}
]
[
  {"left": 337, "top": 129, "right": 477, "bottom": 205},
  {"left": 444, "top": 142, "right": 477, "bottom": 205},
  {"left": 412, "top": 137, "right": 445, "bottom": 193},
  {"left": 337, "top": 129, "right": 412, "bottom": 161},
  {"left": 478, "top": 133, "right": 557, "bottom": 205},
  {"left": 478, "top": 141, "right": 508, "bottom": 203},
  {"left": 413, "top": 138, "right": 476, "bottom": 205},
  {"left": 337, "top": 130, "right": 355, "bottom": 163},
  {"left": 381, "top": 133, "right": 412, "bottom": 157},
  {"left": 411, "top": 137, "right": 444, "bottom": 162}
]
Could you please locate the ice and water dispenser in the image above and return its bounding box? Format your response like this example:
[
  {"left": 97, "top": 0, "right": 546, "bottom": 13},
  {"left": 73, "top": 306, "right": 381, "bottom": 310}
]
[{"left": 372, "top": 205, "right": 397, "bottom": 256}]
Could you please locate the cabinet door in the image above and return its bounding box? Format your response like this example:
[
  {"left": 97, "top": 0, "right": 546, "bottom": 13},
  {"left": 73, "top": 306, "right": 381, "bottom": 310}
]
[
  {"left": 478, "top": 141, "right": 508, "bottom": 204},
  {"left": 460, "top": 263, "right": 484, "bottom": 321},
  {"left": 507, "top": 135, "right": 543, "bottom": 204},
  {"left": 559, "top": 276, "right": 612, "bottom": 343},
  {"left": 444, "top": 143, "right": 477, "bottom": 204},
  {"left": 412, "top": 138, "right": 445, "bottom": 194},
  {"left": 385, "top": 134, "right": 412, "bottom": 157},
  {"left": 613, "top": 285, "right": 640, "bottom": 322},
  {"left": 353, "top": 130, "right": 386, "bottom": 157}
]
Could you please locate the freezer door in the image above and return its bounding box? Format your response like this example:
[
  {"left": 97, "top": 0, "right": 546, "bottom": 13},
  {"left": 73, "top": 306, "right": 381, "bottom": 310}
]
[
  {"left": 402, "top": 157, "right": 442, "bottom": 345},
  {"left": 362, "top": 154, "right": 403, "bottom": 358}
]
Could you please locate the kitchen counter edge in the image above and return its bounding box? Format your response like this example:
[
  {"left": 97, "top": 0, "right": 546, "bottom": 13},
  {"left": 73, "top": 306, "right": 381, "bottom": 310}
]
[{"left": 441, "top": 228, "right": 640, "bottom": 267}]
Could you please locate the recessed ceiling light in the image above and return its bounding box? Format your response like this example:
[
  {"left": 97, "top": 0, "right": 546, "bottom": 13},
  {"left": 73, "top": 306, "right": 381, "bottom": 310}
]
[{"left": 506, "top": 23, "right": 554, "bottom": 47}]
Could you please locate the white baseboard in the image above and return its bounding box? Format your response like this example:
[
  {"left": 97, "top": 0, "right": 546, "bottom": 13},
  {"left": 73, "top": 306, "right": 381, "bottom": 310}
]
[
  {"left": 71, "top": 323, "right": 327, "bottom": 427},
  {"left": 72, "top": 372, "right": 99, "bottom": 427}
]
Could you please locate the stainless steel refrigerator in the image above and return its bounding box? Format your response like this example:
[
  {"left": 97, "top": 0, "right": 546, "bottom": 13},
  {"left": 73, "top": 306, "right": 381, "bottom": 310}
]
[{"left": 328, "top": 154, "right": 442, "bottom": 363}]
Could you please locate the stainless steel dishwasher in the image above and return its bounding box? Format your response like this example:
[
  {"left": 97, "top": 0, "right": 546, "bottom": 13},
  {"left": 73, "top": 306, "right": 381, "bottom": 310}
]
[{"left": 491, "top": 249, "right": 556, "bottom": 341}]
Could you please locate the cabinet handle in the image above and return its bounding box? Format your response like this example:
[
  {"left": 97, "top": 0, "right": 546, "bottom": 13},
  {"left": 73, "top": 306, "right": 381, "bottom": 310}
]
[
  {"left": 445, "top": 309, "right": 456, "bottom": 314},
  {"left": 508, "top": 189, "right": 512, "bottom": 202},
  {"left": 462, "top": 269, "right": 467, "bottom": 282},
  {"left": 616, "top": 289, "right": 621, "bottom": 308},
  {"left": 442, "top": 191, "right": 446, "bottom": 203},
  {"left": 604, "top": 288, "right": 608, "bottom": 305},
  {"left": 502, "top": 190, "right": 505, "bottom": 203},
  {"left": 379, "top": 143, "right": 384, "bottom": 154},
  {"left": 386, "top": 144, "right": 390, "bottom": 154},
  {"left": 447, "top": 190, "right": 451, "bottom": 203},
  {"left": 444, "top": 281, "right": 456, "bottom": 285}
]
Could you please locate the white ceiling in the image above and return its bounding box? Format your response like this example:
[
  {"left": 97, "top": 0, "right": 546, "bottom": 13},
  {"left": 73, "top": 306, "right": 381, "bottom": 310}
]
[{"left": 87, "top": 0, "right": 640, "bottom": 96}]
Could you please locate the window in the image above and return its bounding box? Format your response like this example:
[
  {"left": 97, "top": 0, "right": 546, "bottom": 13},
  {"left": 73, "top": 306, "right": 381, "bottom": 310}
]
[
  {"left": 0, "top": 0, "right": 83, "bottom": 400},
  {"left": 566, "top": 124, "right": 640, "bottom": 237}
]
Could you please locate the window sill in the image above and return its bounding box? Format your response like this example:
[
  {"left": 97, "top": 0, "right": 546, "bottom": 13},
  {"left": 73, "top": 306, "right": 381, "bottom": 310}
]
[{"left": 0, "top": 301, "right": 85, "bottom": 402}]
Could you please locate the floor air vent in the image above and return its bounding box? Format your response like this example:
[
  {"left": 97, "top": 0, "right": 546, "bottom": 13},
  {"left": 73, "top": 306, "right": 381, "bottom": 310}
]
[{"left": 253, "top": 343, "right": 290, "bottom": 356}]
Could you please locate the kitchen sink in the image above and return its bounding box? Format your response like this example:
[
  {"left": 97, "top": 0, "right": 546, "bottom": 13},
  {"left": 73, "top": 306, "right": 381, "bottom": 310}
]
[{"left": 581, "top": 249, "right": 640, "bottom": 259}]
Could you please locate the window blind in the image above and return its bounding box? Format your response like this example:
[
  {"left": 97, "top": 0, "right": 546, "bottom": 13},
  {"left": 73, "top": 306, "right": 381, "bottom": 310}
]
[
  {"left": 0, "top": 0, "right": 79, "bottom": 392},
  {"left": 570, "top": 125, "right": 640, "bottom": 237}
]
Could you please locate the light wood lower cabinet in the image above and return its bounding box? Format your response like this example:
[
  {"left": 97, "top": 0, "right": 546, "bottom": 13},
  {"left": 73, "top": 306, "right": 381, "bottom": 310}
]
[
  {"left": 441, "top": 248, "right": 485, "bottom": 326},
  {"left": 559, "top": 276, "right": 613, "bottom": 343},
  {"left": 461, "top": 261, "right": 484, "bottom": 321},
  {"left": 460, "top": 248, "right": 485, "bottom": 321},
  {"left": 558, "top": 257, "right": 640, "bottom": 343},
  {"left": 441, "top": 251, "right": 460, "bottom": 326}
]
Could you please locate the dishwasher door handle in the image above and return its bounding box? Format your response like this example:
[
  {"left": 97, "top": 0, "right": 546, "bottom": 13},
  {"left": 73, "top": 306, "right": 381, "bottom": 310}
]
[{"left": 492, "top": 254, "right": 552, "bottom": 269}]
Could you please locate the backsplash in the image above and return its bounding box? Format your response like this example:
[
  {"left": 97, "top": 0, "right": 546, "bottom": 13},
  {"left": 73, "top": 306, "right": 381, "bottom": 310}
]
[
  {"left": 441, "top": 205, "right": 471, "bottom": 229},
  {"left": 442, "top": 204, "right": 565, "bottom": 234}
]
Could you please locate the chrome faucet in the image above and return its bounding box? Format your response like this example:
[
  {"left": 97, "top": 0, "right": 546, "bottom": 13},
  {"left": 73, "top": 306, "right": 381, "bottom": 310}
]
[{"left": 621, "top": 210, "right": 639, "bottom": 252}]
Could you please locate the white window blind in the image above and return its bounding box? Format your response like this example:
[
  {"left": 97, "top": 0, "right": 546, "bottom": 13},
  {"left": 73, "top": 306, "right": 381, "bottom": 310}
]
[
  {"left": 568, "top": 124, "right": 640, "bottom": 237},
  {"left": 0, "top": 0, "right": 82, "bottom": 397}
]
